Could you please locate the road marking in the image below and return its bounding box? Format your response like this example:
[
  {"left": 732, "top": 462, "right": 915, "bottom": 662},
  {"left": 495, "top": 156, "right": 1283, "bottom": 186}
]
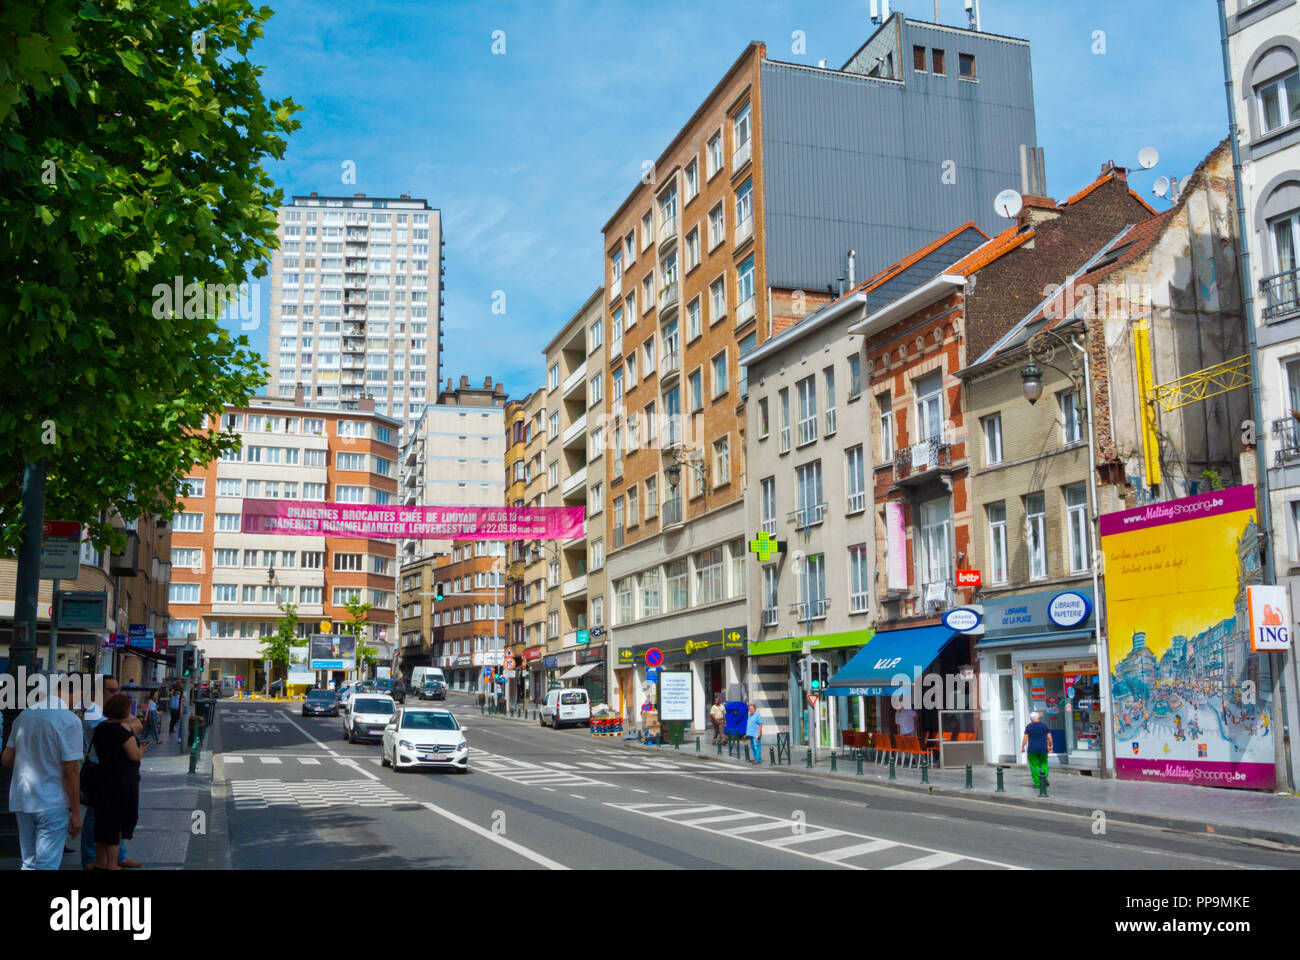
[
  {"left": 259, "top": 757, "right": 282, "bottom": 765},
  {"left": 300, "top": 758, "right": 321, "bottom": 765},
  {"left": 766, "top": 829, "right": 845, "bottom": 847},
  {"left": 231, "top": 778, "right": 414, "bottom": 810},
  {"left": 885, "top": 852, "right": 962, "bottom": 870},
  {"left": 544, "top": 762, "right": 578, "bottom": 769},
  {"left": 225, "top": 756, "right": 244, "bottom": 764},
  {"left": 271, "top": 711, "right": 342, "bottom": 758},
  {"left": 653, "top": 805, "right": 724, "bottom": 818},
  {"left": 576, "top": 762, "right": 613, "bottom": 770},
  {"left": 678, "top": 812, "right": 757, "bottom": 826},
  {"left": 818, "top": 840, "right": 897, "bottom": 862},
  {"left": 416, "top": 799, "right": 569, "bottom": 870},
  {"left": 720, "top": 820, "right": 797, "bottom": 836},
  {"left": 570, "top": 794, "right": 585, "bottom": 800}
]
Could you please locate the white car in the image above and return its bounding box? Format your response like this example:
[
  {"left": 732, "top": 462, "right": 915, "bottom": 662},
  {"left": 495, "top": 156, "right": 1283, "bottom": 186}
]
[
  {"left": 539, "top": 687, "right": 591, "bottom": 729},
  {"left": 336, "top": 680, "right": 362, "bottom": 710},
  {"left": 342, "top": 694, "right": 396, "bottom": 744},
  {"left": 382, "top": 706, "right": 469, "bottom": 773}
]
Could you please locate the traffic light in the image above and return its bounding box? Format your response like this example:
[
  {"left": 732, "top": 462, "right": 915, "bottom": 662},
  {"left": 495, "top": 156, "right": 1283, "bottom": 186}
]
[
  {"left": 809, "top": 659, "right": 830, "bottom": 691},
  {"left": 434, "top": 582, "right": 445, "bottom": 603},
  {"left": 181, "top": 646, "right": 196, "bottom": 677}
]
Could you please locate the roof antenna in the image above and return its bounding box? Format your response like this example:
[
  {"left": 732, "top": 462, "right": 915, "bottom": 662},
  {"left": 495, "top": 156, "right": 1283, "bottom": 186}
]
[
  {"left": 965, "top": 0, "right": 981, "bottom": 30},
  {"left": 870, "top": 0, "right": 880, "bottom": 24}
]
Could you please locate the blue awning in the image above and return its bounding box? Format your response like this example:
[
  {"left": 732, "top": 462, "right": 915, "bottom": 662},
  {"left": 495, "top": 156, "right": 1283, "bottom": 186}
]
[{"left": 825, "top": 625, "right": 958, "bottom": 697}]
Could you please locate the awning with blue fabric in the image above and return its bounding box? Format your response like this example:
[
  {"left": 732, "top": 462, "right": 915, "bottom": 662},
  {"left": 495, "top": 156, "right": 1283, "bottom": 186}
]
[{"left": 825, "top": 625, "right": 959, "bottom": 697}]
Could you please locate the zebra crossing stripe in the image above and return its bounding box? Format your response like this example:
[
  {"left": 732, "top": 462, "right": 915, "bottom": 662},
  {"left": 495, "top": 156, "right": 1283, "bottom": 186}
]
[
  {"left": 884, "top": 852, "right": 962, "bottom": 870},
  {"left": 720, "top": 820, "right": 798, "bottom": 836},
  {"left": 765, "top": 829, "right": 845, "bottom": 848},
  {"left": 678, "top": 812, "right": 757, "bottom": 826},
  {"left": 259, "top": 757, "right": 282, "bottom": 765},
  {"left": 224, "top": 756, "right": 244, "bottom": 764},
  {"left": 300, "top": 758, "right": 321, "bottom": 765},
  {"left": 817, "top": 840, "right": 897, "bottom": 862},
  {"left": 657, "top": 805, "right": 725, "bottom": 819}
]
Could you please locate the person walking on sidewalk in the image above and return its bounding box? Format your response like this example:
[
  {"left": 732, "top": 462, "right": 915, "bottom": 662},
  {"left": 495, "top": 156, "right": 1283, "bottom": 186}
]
[
  {"left": 143, "top": 690, "right": 162, "bottom": 745},
  {"left": 745, "top": 703, "right": 764, "bottom": 764},
  {"left": 167, "top": 687, "right": 181, "bottom": 737},
  {"left": 80, "top": 676, "right": 143, "bottom": 869},
  {"left": 709, "top": 695, "right": 726, "bottom": 746},
  {"left": 1021, "top": 711, "right": 1052, "bottom": 789},
  {"left": 1, "top": 682, "right": 83, "bottom": 870},
  {"left": 91, "top": 693, "right": 149, "bottom": 871}
]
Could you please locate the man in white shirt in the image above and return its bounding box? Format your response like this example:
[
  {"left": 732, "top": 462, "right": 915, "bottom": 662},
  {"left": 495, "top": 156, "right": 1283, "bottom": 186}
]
[
  {"left": 1, "top": 684, "right": 84, "bottom": 869},
  {"left": 896, "top": 706, "right": 919, "bottom": 737}
]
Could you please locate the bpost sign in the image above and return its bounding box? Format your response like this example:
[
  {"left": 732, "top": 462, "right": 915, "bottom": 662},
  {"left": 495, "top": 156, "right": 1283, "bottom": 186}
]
[{"left": 1247, "top": 585, "right": 1292, "bottom": 652}]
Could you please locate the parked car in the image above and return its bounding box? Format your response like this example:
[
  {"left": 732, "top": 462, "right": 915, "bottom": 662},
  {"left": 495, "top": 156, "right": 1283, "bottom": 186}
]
[
  {"left": 302, "top": 689, "right": 339, "bottom": 717},
  {"left": 419, "top": 679, "right": 447, "bottom": 701},
  {"left": 410, "top": 666, "right": 446, "bottom": 689},
  {"left": 372, "top": 677, "right": 406, "bottom": 704},
  {"left": 539, "top": 687, "right": 591, "bottom": 729},
  {"left": 343, "top": 695, "right": 396, "bottom": 743},
  {"left": 382, "top": 706, "right": 469, "bottom": 773},
  {"left": 269, "top": 679, "right": 286, "bottom": 696}
]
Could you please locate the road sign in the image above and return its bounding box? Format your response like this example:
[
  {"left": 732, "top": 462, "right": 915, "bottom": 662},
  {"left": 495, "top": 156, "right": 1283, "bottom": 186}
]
[
  {"left": 646, "top": 666, "right": 661, "bottom": 683},
  {"left": 807, "top": 694, "right": 819, "bottom": 709},
  {"left": 504, "top": 656, "right": 517, "bottom": 670},
  {"left": 40, "top": 520, "right": 81, "bottom": 580},
  {"left": 319, "top": 620, "right": 332, "bottom": 633},
  {"left": 645, "top": 647, "right": 664, "bottom": 667}
]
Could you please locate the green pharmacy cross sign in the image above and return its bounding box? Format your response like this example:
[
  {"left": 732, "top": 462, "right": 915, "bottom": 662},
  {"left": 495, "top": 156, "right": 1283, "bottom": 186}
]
[{"left": 748, "top": 531, "right": 785, "bottom": 563}]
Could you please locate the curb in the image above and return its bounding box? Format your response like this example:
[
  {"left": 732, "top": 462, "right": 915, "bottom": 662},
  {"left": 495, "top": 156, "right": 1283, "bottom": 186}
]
[{"left": 609, "top": 736, "right": 1300, "bottom": 848}]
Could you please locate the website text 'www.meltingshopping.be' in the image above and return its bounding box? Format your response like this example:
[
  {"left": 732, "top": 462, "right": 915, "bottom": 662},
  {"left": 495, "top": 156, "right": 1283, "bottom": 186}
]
[{"left": 1116, "top": 898, "right": 1252, "bottom": 935}]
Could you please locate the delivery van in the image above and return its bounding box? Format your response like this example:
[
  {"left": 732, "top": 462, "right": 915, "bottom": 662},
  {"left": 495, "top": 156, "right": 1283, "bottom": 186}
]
[{"left": 411, "top": 666, "right": 445, "bottom": 689}]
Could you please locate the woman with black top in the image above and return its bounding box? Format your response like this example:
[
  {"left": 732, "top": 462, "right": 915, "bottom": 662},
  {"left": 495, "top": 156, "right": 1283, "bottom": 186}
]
[{"left": 91, "top": 693, "right": 149, "bottom": 870}]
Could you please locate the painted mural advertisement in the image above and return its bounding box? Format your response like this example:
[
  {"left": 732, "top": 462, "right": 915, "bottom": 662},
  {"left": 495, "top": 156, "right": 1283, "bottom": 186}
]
[{"left": 1100, "top": 485, "right": 1275, "bottom": 790}]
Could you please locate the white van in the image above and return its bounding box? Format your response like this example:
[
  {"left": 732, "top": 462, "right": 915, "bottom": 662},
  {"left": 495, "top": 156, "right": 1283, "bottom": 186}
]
[
  {"left": 411, "top": 666, "right": 445, "bottom": 688},
  {"left": 539, "top": 687, "right": 591, "bottom": 729}
]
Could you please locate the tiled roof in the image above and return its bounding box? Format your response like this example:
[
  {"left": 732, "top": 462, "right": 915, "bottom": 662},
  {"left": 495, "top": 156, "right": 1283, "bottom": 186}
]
[
  {"left": 1065, "top": 171, "right": 1118, "bottom": 206},
  {"left": 948, "top": 225, "right": 1034, "bottom": 276},
  {"left": 855, "top": 221, "right": 987, "bottom": 294}
]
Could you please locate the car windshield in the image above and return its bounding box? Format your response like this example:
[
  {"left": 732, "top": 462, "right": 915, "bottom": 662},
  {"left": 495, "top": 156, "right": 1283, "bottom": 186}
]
[
  {"left": 423, "top": 681, "right": 442, "bottom": 689},
  {"left": 402, "top": 712, "right": 458, "bottom": 730},
  {"left": 306, "top": 691, "right": 334, "bottom": 701},
  {"left": 353, "top": 698, "right": 393, "bottom": 714},
  {"left": 560, "top": 692, "right": 586, "bottom": 705}
]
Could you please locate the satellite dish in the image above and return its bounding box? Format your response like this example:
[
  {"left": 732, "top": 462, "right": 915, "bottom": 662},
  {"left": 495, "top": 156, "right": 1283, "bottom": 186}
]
[
  {"left": 994, "top": 189, "right": 1023, "bottom": 219},
  {"left": 1138, "top": 147, "right": 1159, "bottom": 170},
  {"left": 1152, "top": 176, "right": 1171, "bottom": 199}
]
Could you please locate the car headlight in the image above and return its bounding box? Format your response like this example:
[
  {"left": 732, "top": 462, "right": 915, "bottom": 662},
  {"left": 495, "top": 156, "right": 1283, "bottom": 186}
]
[
  {"left": 457, "top": 741, "right": 468, "bottom": 752},
  {"left": 398, "top": 740, "right": 414, "bottom": 750}
]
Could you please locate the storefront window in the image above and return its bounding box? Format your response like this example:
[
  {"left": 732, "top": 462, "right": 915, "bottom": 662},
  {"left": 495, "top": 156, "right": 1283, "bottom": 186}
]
[{"left": 1023, "top": 661, "right": 1101, "bottom": 756}]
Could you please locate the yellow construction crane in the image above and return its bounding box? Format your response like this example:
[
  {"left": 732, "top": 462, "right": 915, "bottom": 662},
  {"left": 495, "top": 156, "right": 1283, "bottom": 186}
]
[{"left": 1133, "top": 319, "right": 1251, "bottom": 486}]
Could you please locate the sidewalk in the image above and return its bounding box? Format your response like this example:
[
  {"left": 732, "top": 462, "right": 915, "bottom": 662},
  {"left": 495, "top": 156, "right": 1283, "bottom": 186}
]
[
  {"left": 611, "top": 730, "right": 1300, "bottom": 846},
  {"left": 0, "top": 737, "right": 215, "bottom": 870}
]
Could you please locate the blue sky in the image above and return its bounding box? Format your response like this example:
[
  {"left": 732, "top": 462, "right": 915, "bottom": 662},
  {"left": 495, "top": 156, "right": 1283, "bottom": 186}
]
[{"left": 233, "top": 0, "right": 1227, "bottom": 397}]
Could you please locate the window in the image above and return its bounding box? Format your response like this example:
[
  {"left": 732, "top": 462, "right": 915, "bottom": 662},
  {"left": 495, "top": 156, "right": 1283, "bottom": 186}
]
[
  {"left": 1025, "top": 492, "right": 1047, "bottom": 580},
  {"left": 645, "top": 475, "right": 658, "bottom": 517},
  {"left": 589, "top": 317, "right": 603, "bottom": 352},
  {"left": 303, "top": 482, "right": 326, "bottom": 500},
  {"left": 591, "top": 537, "right": 604, "bottom": 570},
  {"left": 736, "top": 255, "right": 755, "bottom": 324},
  {"left": 779, "top": 388, "right": 790, "bottom": 452},
  {"left": 549, "top": 363, "right": 559, "bottom": 390},
  {"left": 663, "top": 386, "right": 680, "bottom": 447},
  {"left": 824, "top": 367, "right": 836, "bottom": 434},
  {"left": 334, "top": 552, "right": 362, "bottom": 571},
  {"left": 1066, "top": 484, "right": 1091, "bottom": 572},
  {"left": 333, "top": 587, "right": 363, "bottom": 606},
  {"left": 591, "top": 595, "right": 605, "bottom": 627},
  {"left": 915, "top": 370, "right": 943, "bottom": 445},
  {"left": 304, "top": 448, "right": 326, "bottom": 467},
  {"left": 216, "top": 512, "right": 240, "bottom": 532},
  {"left": 706, "top": 131, "right": 723, "bottom": 178},
  {"left": 301, "top": 551, "right": 323, "bottom": 569},
  {"left": 625, "top": 352, "right": 637, "bottom": 385},
  {"left": 549, "top": 411, "right": 559, "bottom": 439},
  {"left": 628, "top": 485, "right": 639, "bottom": 526},
  {"left": 686, "top": 298, "right": 701, "bottom": 342},
  {"left": 983, "top": 413, "right": 1004, "bottom": 465},
  {"left": 987, "top": 502, "right": 1009, "bottom": 584},
  {"left": 217, "top": 478, "right": 241, "bottom": 497},
  {"left": 849, "top": 544, "right": 870, "bottom": 613},
  {"left": 214, "top": 548, "right": 239, "bottom": 567},
  {"left": 711, "top": 350, "right": 728, "bottom": 398},
  {"left": 614, "top": 496, "right": 625, "bottom": 546},
  {"left": 710, "top": 276, "right": 726, "bottom": 323},
  {"left": 335, "top": 485, "right": 364, "bottom": 503},
  {"left": 644, "top": 401, "right": 656, "bottom": 447},
  {"left": 732, "top": 103, "right": 751, "bottom": 167},
  {"left": 549, "top": 561, "right": 560, "bottom": 587},
  {"left": 795, "top": 460, "right": 824, "bottom": 527},
  {"left": 590, "top": 481, "right": 603, "bottom": 515},
  {"left": 758, "top": 397, "right": 770, "bottom": 439},
  {"left": 641, "top": 569, "right": 661, "bottom": 617},
  {"left": 1059, "top": 391, "right": 1083, "bottom": 444},
  {"left": 848, "top": 355, "right": 862, "bottom": 400},
  {"left": 695, "top": 547, "right": 724, "bottom": 605},
  {"left": 666, "top": 560, "right": 688, "bottom": 611},
  {"left": 799, "top": 554, "right": 827, "bottom": 619},
  {"left": 713, "top": 435, "right": 730, "bottom": 486},
  {"left": 547, "top": 462, "right": 558, "bottom": 488},
  {"left": 846, "top": 445, "right": 865, "bottom": 513},
  {"left": 590, "top": 372, "right": 603, "bottom": 406},
  {"left": 172, "top": 512, "right": 203, "bottom": 532},
  {"left": 643, "top": 338, "right": 655, "bottom": 377},
  {"left": 688, "top": 369, "right": 703, "bottom": 411},
  {"left": 913, "top": 45, "right": 927, "bottom": 71},
  {"left": 612, "top": 367, "right": 624, "bottom": 403},
  {"left": 179, "top": 477, "right": 205, "bottom": 498},
  {"left": 685, "top": 227, "right": 700, "bottom": 271},
  {"left": 959, "top": 53, "right": 976, "bottom": 79},
  {"left": 932, "top": 49, "right": 946, "bottom": 74},
  {"left": 617, "top": 577, "right": 635, "bottom": 624},
  {"left": 761, "top": 477, "right": 777, "bottom": 533},
  {"left": 684, "top": 158, "right": 699, "bottom": 201},
  {"left": 708, "top": 203, "right": 725, "bottom": 250},
  {"left": 169, "top": 582, "right": 200, "bottom": 604},
  {"left": 796, "top": 376, "right": 818, "bottom": 445},
  {"left": 170, "top": 547, "right": 201, "bottom": 569},
  {"left": 337, "top": 452, "right": 366, "bottom": 471},
  {"left": 212, "top": 583, "right": 236, "bottom": 603},
  {"left": 763, "top": 566, "right": 779, "bottom": 626},
  {"left": 917, "top": 498, "right": 952, "bottom": 589},
  {"left": 878, "top": 393, "right": 893, "bottom": 461},
  {"left": 1257, "top": 66, "right": 1300, "bottom": 134}
]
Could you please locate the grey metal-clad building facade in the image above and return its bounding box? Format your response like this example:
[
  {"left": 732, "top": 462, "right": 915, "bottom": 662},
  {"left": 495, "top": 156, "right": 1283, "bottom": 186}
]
[{"left": 760, "top": 15, "right": 1037, "bottom": 292}]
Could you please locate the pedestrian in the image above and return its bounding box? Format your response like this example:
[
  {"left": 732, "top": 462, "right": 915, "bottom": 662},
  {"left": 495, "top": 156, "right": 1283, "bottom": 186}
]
[
  {"left": 1021, "top": 710, "right": 1052, "bottom": 789},
  {"left": 709, "top": 695, "right": 726, "bottom": 745},
  {"left": 80, "top": 676, "right": 143, "bottom": 869},
  {"left": 91, "top": 693, "right": 149, "bottom": 870},
  {"left": 896, "top": 705, "right": 918, "bottom": 738},
  {"left": 1, "top": 680, "right": 83, "bottom": 870},
  {"left": 745, "top": 703, "right": 763, "bottom": 764},
  {"left": 143, "top": 689, "right": 162, "bottom": 745},
  {"left": 167, "top": 686, "right": 181, "bottom": 737}
]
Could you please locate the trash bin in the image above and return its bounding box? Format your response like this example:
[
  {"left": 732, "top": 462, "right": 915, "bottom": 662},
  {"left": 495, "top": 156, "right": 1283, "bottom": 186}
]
[{"left": 723, "top": 702, "right": 748, "bottom": 738}]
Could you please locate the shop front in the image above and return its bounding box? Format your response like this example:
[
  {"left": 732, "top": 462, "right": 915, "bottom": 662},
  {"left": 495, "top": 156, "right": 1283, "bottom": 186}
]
[
  {"left": 618, "top": 627, "right": 747, "bottom": 733},
  {"left": 523, "top": 646, "right": 543, "bottom": 704},
  {"left": 974, "top": 587, "right": 1102, "bottom": 770},
  {"left": 448, "top": 653, "right": 474, "bottom": 691},
  {"left": 558, "top": 644, "right": 606, "bottom": 705}
]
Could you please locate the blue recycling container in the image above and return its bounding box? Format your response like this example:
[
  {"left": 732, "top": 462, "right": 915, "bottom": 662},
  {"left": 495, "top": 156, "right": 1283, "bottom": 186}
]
[{"left": 724, "top": 702, "right": 748, "bottom": 737}]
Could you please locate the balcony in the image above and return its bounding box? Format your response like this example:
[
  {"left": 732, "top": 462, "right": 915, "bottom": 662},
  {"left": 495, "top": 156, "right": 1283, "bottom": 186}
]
[
  {"left": 562, "top": 413, "right": 587, "bottom": 448},
  {"left": 562, "top": 465, "right": 587, "bottom": 497},
  {"left": 662, "top": 495, "right": 683, "bottom": 530},
  {"left": 733, "top": 138, "right": 752, "bottom": 173},
  {"left": 562, "top": 575, "right": 588, "bottom": 599},
  {"left": 1261, "top": 269, "right": 1300, "bottom": 322},
  {"left": 788, "top": 502, "right": 827, "bottom": 531},
  {"left": 797, "top": 416, "right": 818, "bottom": 447},
  {"left": 1273, "top": 417, "right": 1300, "bottom": 465},
  {"left": 658, "top": 214, "right": 678, "bottom": 252},
  {"left": 893, "top": 436, "right": 955, "bottom": 486},
  {"left": 847, "top": 491, "right": 866, "bottom": 514},
  {"left": 562, "top": 362, "right": 587, "bottom": 399},
  {"left": 734, "top": 216, "right": 753, "bottom": 247},
  {"left": 660, "top": 346, "right": 680, "bottom": 385},
  {"left": 762, "top": 606, "right": 778, "bottom": 627},
  {"left": 608, "top": 276, "right": 622, "bottom": 301},
  {"left": 789, "top": 598, "right": 829, "bottom": 621},
  {"left": 404, "top": 471, "right": 419, "bottom": 487},
  {"left": 850, "top": 591, "right": 870, "bottom": 614},
  {"left": 658, "top": 282, "right": 679, "bottom": 315},
  {"left": 761, "top": 518, "right": 776, "bottom": 535}
]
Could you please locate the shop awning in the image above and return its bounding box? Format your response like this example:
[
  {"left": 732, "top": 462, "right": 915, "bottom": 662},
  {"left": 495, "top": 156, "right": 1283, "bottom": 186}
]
[
  {"left": 826, "top": 625, "right": 958, "bottom": 697},
  {"left": 558, "top": 663, "right": 599, "bottom": 681}
]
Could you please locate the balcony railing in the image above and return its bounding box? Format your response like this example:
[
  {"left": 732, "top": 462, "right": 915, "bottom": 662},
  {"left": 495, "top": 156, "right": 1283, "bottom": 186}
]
[
  {"left": 659, "top": 281, "right": 680, "bottom": 313},
  {"left": 850, "top": 591, "right": 870, "bottom": 614},
  {"left": 1261, "top": 268, "right": 1300, "bottom": 321},
  {"left": 797, "top": 416, "right": 818, "bottom": 447},
  {"left": 761, "top": 518, "right": 777, "bottom": 535},
  {"left": 736, "top": 295, "right": 756, "bottom": 327},
  {"left": 894, "top": 436, "right": 952, "bottom": 479},
  {"left": 733, "top": 139, "right": 752, "bottom": 172},
  {"left": 847, "top": 491, "right": 866, "bottom": 514},
  {"left": 788, "top": 502, "right": 827, "bottom": 531},
  {"left": 661, "top": 345, "right": 680, "bottom": 379},
  {"left": 662, "top": 495, "right": 683, "bottom": 527},
  {"left": 790, "top": 598, "right": 829, "bottom": 621},
  {"left": 762, "top": 606, "right": 778, "bottom": 627},
  {"left": 734, "top": 215, "right": 753, "bottom": 246},
  {"left": 658, "top": 214, "right": 678, "bottom": 247},
  {"left": 1273, "top": 417, "right": 1300, "bottom": 465}
]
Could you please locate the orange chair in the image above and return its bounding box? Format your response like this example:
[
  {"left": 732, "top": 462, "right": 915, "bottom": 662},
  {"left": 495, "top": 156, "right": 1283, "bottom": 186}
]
[
  {"left": 955, "top": 731, "right": 976, "bottom": 742},
  {"left": 895, "top": 734, "right": 926, "bottom": 767},
  {"left": 872, "top": 732, "right": 893, "bottom": 764}
]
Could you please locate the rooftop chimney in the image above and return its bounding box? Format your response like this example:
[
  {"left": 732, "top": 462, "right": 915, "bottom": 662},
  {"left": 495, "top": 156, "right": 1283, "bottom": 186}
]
[
  {"left": 484, "top": 376, "right": 493, "bottom": 389},
  {"left": 293, "top": 385, "right": 304, "bottom": 405},
  {"left": 460, "top": 375, "right": 470, "bottom": 388},
  {"left": 358, "top": 395, "right": 375, "bottom": 412}
]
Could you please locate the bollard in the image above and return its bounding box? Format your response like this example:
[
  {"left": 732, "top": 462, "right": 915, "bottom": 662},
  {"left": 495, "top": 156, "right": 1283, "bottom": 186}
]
[
  {"left": 188, "top": 720, "right": 202, "bottom": 773},
  {"left": 805, "top": 748, "right": 812, "bottom": 769},
  {"left": 996, "top": 765, "right": 1005, "bottom": 792},
  {"left": 830, "top": 753, "right": 837, "bottom": 773},
  {"left": 856, "top": 753, "right": 863, "bottom": 776},
  {"left": 888, "top": 754, "right": 896, "bottom": 780},
  {"left": 717, "top": 739, "right": 723, "bottom": 756},
  {"left": 920, "top": 756, "right": 929, "bottom": 784},
  {"left": 965, "top": 763, "right": 974, "bottom": 790},
  {"left": 695, "top": 736, "right": 700, "bottom": 753},
  {"left": 1038, "top": 775, "right": 1048, "bottom": 798}
]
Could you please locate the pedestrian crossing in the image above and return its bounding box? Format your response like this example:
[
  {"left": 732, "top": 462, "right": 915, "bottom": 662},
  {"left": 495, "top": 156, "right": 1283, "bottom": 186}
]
[
  {"left": 604, "top": 801, "right": 1021, "bottom": 870},
  {"left": 470, "top": 750, "right": 697, "bottom": 787},
  {"left": 231, "top": 778, "right": 420, "bottom": 810}
]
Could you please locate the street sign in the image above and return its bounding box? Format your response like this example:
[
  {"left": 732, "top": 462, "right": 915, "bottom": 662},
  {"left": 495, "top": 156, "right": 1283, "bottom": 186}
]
[
  {"left": 645, "top": 647, "right": 664, "bottom": 667},
  {"left": 646, "top": 666, "right": 661, "bottom": 683},
  {"left": 807, "top": 694, "right": 819, "bottom": 709},
  {"left": 319, "top": 620, "right": 332, "bottom": 633},
  {"left": 575, "top": 629, "right": 590, "bottom": 644},
  {"left": 39, "top": 521, "right": 81, "bottom": 580},
  {"left": 504, "top": 656, "right": 517, "bottom": 670},
  {"left": 57, "top": 591, "right": 108, "bottom": 630}
]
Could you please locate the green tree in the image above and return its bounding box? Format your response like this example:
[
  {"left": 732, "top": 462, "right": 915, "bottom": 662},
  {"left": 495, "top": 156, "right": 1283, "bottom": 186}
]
[
  {"left": 260, "top": 601, "right": 298, "bottom": 689},
  {"left": 0, "top": 0, "right": 300, "bottom": 550},
  {"left": 342, "top": 595, "right": 377, "bottom": 679}
]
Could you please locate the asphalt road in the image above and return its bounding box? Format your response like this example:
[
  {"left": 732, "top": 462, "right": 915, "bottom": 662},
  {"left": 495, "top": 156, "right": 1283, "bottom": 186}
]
[{"left": 208, "top": 693, "right": 1300, "bottom": 870}]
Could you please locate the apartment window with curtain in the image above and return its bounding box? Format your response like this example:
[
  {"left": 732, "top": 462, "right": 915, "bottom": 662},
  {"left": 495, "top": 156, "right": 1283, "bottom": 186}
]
[
  {"left": 987, "top": 501, "right": 1009, "bottom": 584},
  {"left": 641, "top": 569, "right": 661, "bottom": 617},
  {"left": 796, "top": 375, "right": 818, "bottom": 445},
  {"left": 762, "top": 566, "right": 778, "bottom": 626},
  {"left": 761, "top": 477, "right": 777, "bottom": 533},
  {"left": 845, "top": 445, "right": 865, "bottom": 514},
  {"left": 878, "top": 393, "right": 893, "bottom": 461},
  {"left": 983, "top": 413, "right": 1003, "bottom": 465},
  {"left": 848, "top": 354, "right": 862, "bottom": 400},
  {"left": 645, "top": 474, "right": 657, "bottom": 517},
  {"left": 695, "top": 547, "right": 724, "bottom": 605},
  {"left": 713, "top": 435, "right": 730, "bottom": 486},
  {"left": 1025, "top": 492, "right": 1047, "bottom": 580},
  {"left": 707, "top": 131, "right": 723, "bottom": 177},
  {"left": 849, "top": 544, "right": 870, "bottom": 613},
  {"left": 1058, "top": 390, "right": 1083, "bottom": 444},
  {"left": 1066, "top": 484, "right": 1091, "bottom": 572},
  {"left": 729, "top": 539, "right": 745, "bottom": 597},
  {"left": 917, "top": 498, "right": 952, "bottom": 589},
  {"left": 1257, "top": 65, "right": 1300, "bottom": 134},
  {"left": 689, "top": 369, "right": 703, "bottom": 411},
  {"left": 795, "top": 460, "right": 824, "bottom": 526},
  {"left": 666, "top": 559, "right": 688, "bottom": 611},
  {"left": 664, "top": 386, "right": 681, "bottom": 447},
  {"left": 799, "top": 554, "right": 827, "bottom": 619},
  {"left": 824, "top": 367, "right": 837, "bottom": 435},
  {"left": 779, "top": 388, "right": 791, "bottom": 452},
  {"left": 914, "top": 370, "right": 943, "bottom": 445}
]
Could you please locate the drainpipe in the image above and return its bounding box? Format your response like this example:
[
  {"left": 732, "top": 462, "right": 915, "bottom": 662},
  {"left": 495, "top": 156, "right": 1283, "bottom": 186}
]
[{"left": 1219, "top": 0, "right": 1298, "bottom": 791}]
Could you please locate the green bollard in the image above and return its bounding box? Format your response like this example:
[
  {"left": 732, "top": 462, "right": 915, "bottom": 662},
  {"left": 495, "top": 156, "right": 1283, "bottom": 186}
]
[
  {"left": 888, "top": 754, "right": 896, "bottom": 780},
  {"left": 965, "top": 763, "right": 974, "bottom": 789},
  {"left": 920, "top": 756, "right": 929, "bottom": 784},
  {"left": 189, "top": 721, "right": 202, "bottom": 773},
  {"left": 769, "top": 747, "right": 776, "bottom": 765},
  {"left": 996, "top": 765, "right": 1006, "bottom": 792},
  {"left": 856, "top": 754, "right": 863, "bottom": 776},
  {"left": 805, "top": 748, "right": 812, "bottom": 769},
  {"left": 716, "top": 739, "right": 723, "bottom": 756},
  {"left": 1038, "top": 775, "right": 1049, "bottom": 797},
  {"left": 830, "top": 753, "right": 837, "bottom": 772},
  {"left": 695, "top": 736, "right": 700, "bottom": 753}
]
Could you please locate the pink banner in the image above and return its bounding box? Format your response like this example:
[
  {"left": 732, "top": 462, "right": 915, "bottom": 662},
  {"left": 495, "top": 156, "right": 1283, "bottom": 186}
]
[
  {"left": 1115, "top": 758, "right": 1275, "bottom": 791},
  {"left": 1098, "top": 484, "right": 1254, "bottom": 537},
  {"left": 240, "top": 499, "right": 585, "bottom": 540}
]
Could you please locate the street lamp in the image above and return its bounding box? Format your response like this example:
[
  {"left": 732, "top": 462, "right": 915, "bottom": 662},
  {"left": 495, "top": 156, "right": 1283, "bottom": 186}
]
[
  {"left": 265, "top": 564, "right": 278, "bottom": 696},
  {"left": 663, "top": 445, "right": 709, "bottom": 495},
  {"left": 1018, "top": 325, "right": 1116, "bottom": 778}
]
